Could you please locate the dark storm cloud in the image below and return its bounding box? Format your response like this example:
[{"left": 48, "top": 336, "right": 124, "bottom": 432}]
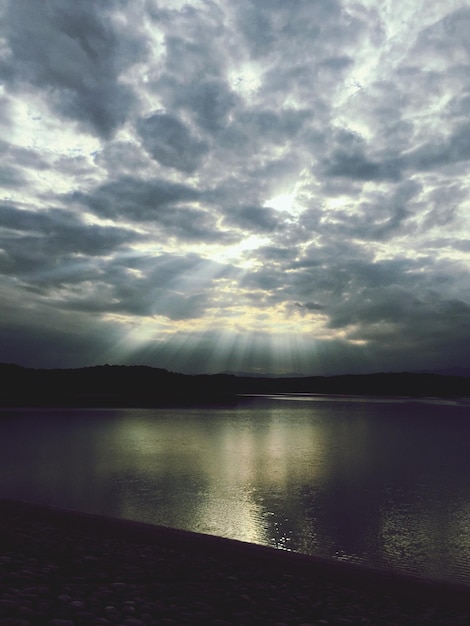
[
  {"left": 173, "top": 78, "right": 239, "bottom": 133},
  {"left": 237, "top": 108, "right": 311, "bottom": 145},
  {"left": 223, "top": 205, "right": 280, "bottom": 233},
  {"left": 314, "top": 254, "right": 470, "bottom": 350},
  {"left": 3, "top": 0, "right": 145, "bottom": 137},
  {"left": 71, "top": 176, "right": 232, "bottom": 243},
  {"left": 0, "top": 204, "right": 139, "bottom": 260},
  {"left": 137, "top": 112, "right": 209, "bottom": 172},
  {"left": 0, "top": 203, "right": 142, "bottom": 294},
  {"left": 235, "top": 0, "right": 344, "bottom": 59},
  {"left": 342, "top": 290, "right": 470, "bottom": 365},
  {"left": 73, "top": 176, "right": 199, "bottom": 220},
  {"left": 320, "top": 128, "right": 402, "bottom": 182},
  {"left": 0, "top": 198, "right": 238, "bottom": 322},
  {"left": 0, "top": 293, "right": 125, "bottom": 369},
  {"left": 153, "top": 206, "right": 235, "bottom": 242},
  {"left": 238, "top": 232, "right": 470, "bottom": 373},
  {"left": 291, "top": 245, "right": 421, "bottom": 294},
  {"left": 93, "top": 141, "right": 154, "bottom": 177},
  {"left": 0, "top": 243, "right": 103, "bottom": 292},
  {"left": 328, "top": 284, "right": 428, "bottom": 330},
  {"left": 316, "top": 180, "right": 421, "bottom": 242},
  {"left": 146, "top": 0, "right": 234, "bottom": 79}
]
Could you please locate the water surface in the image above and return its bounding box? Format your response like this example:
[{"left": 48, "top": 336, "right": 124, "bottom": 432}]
[{"left": 1, "top": 395, "right": 469, "bottom": 583}]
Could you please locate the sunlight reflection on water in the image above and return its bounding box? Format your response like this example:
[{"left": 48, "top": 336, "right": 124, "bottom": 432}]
[{"left": 0, "top": 396, "right": 469, "bottom": 583}]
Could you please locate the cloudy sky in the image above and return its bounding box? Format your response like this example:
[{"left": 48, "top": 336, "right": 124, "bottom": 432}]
[{"left": 1, "top": 0, "right": 469, "bottom": 375}]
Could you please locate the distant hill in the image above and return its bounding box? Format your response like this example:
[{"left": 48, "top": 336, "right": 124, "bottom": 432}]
[
  {"left": 0, "top": 364, "right": 468, "bottom": 407},
  {"left": 221, "top": 370, "right": 308, "bottom": 378},
  {"left": 428, "top": 367, "right": 470, "bottom": 378}
]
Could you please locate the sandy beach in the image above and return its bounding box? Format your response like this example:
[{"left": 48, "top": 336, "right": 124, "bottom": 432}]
[{"left": 1, "top": 499, "right": 469, "bottom": 625}]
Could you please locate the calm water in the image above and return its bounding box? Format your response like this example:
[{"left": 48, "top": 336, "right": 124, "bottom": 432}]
[{"left": 1, "top": 395, "right": 470, "bottom": 583}]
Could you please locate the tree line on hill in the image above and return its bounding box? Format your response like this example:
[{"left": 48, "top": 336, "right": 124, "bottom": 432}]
[{"left": 0, "top": 363, "right": 468, "bottom": 407}]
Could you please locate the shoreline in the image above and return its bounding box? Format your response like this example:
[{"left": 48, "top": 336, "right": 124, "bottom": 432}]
[
  {"left": 1, "top": 392, "right": 469, "bottom": 409},
  {"left": 1, "top": 364, "right": 468, "bottom": 408},
  {"left": 2, "top": 499, "right": 470, "bottom": 625}
]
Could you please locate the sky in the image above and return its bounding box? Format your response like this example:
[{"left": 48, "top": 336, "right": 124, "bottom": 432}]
[{"left": 0, "top": 0, "right": 469, "bottom": 376}]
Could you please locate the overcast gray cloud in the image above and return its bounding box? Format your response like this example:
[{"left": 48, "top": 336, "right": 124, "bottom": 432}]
[
  {"left": 0, "top": 0, "right": 469, "bottom": 375},
  {"left": 137, "top": 112, "right": 209, "bottom": 172},
  {"left": 3, "top": 0, "right": 145, "bottom": 137}
]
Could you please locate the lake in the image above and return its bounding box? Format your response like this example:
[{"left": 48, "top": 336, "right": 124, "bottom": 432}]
[{"left": 1, "top": 395, "right": 469, "bottom": 584}]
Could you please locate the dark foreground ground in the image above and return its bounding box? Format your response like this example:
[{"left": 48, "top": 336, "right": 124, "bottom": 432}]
[{"left": 1, "top": 500, "right": 470, "bottom": 626}]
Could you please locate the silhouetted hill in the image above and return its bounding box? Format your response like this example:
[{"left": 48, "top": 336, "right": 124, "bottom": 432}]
[{"left": 0, "top": 364, "right": 468, "bottom": 407}]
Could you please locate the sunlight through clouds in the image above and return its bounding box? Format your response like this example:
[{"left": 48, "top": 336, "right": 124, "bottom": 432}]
[
  {"left": 0, "top": 0, "right": 469, "bottom": 374},
  {"left": 229, "top": 62, "right": 264, "bottom": 98},
  {"left": 264, "top": 192, "right": 297, "bottom": 215}
]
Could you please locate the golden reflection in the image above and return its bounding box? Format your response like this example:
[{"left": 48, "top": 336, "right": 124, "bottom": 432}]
[
  {"left": 108, "top": 406, "right": 326, "bottom": 546},
  {"left": 192, "top": 409, "right": 326, "bottom": 545},
  {"left": 3, "top": 401, "right": 470, "bottom": 583}
]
